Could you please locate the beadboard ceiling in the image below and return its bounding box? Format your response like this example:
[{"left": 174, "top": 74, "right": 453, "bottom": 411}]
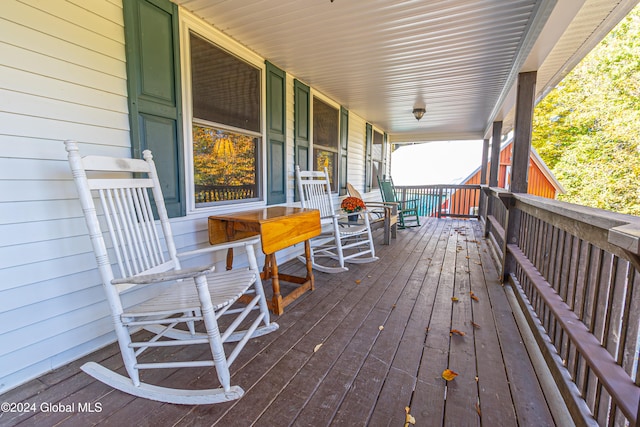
[{"left": 174, "top": 0, "right": 638, "bottom": 143}]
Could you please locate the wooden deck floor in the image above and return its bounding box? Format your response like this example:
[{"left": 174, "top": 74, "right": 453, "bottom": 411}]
[{"left": 1, "top": 218, "right": 559, "bottom": 426}]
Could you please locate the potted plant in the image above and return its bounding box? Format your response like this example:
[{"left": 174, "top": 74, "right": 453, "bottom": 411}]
[{"left": 341, "top": 196, "right": 366, "bottom": 223}]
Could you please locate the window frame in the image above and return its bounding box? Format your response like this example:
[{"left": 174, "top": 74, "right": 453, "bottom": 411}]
[
  {"left": 311, "top": 91, "right": 341, "bottom": 193},
  {"left": 179, "top": 11, "right": 267, "bottom": 214}
]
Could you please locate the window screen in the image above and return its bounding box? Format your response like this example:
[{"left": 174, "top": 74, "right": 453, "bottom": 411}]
[{"left": 190, "top": 32, "right": 260, "bottom": 132}]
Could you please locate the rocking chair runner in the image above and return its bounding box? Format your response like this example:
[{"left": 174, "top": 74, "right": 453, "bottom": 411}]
[
  {"left": 377, "top": 176, "right": 421, "bottom": 228},
  {"left": 65, "top": 141, "right": 278, "bottom": 405},
  {"left": 295, "top": 166, "right": 378, "bottom": 273}
]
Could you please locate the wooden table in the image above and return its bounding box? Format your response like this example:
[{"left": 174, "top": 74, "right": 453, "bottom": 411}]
[{"left": 208, "top": 206, "right": 321, "bottom": 315}]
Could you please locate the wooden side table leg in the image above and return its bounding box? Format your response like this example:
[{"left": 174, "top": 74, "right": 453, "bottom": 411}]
[
  {"left": 226, "top": 248, "right": 234, "bottom": 271},
  {"left": 305, "top": 240, "right": 315, "bottom": 291},
  {"left": 268, "top": 253, "right": 284, "bottom": 316},
  {"left": 383, "top": 208, "right": 391, "bottom": 245}
]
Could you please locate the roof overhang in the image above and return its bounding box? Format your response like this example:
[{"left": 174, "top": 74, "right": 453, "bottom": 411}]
[{"left": 174, "top": 0, "right": 638, "bottom": 144}]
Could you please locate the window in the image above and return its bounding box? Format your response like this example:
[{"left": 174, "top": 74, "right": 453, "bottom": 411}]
[
  {"left": 189, "top": 32, "right": 261, "bottom": 206},
  {"left": 372, "top": 130, "right": 384, "bottom": 188},
  {"left": 313, "top": 97, "right": 339, "bottom": 192}
]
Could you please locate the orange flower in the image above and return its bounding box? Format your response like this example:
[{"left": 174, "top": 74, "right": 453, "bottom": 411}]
[{"left": 341, "top": 196, "right": 366, "bottom": 213}]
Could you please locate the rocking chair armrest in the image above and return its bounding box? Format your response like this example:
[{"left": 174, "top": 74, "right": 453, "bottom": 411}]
[
  {"left": 398, "top": 198, "right": 419, "bottom": 208},
  {"left": 177, "top": 236, "right": 262, "bottom": 259},
  {"left": 111, "top": 264, "right": 216, "bottom": 286},
  {"left": 364, "top": 201, "right": 399, "bottom": 213}
]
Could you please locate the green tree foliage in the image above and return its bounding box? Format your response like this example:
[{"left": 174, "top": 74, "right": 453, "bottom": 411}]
[{"left": 532, "top": 5, "right": 640, "bottom": 215}]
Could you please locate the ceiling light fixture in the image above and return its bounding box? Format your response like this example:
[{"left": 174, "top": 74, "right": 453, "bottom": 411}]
[{"left": 412, "top": 107, "right": 426, "bottom": 121}]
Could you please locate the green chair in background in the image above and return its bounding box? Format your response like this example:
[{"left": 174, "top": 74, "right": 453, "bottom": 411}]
[{"left": 377, "top": 176, "right": 420, "bottom": 228}]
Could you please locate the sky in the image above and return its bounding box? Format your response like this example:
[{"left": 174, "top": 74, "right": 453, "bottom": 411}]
[{"left": 390, "top": 140, "right": 485, "bottom": 186}]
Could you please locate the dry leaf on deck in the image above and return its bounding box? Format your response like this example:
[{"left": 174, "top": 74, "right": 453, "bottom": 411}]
[
  {"left": 470, "top": 292, "right": 479, "bottom": 302},
  {"left": 475, "top": 401, "right": 482, "bottom": 417},
  {"left": 404, "top": 406, "right": 416, "bottom": 426},
  {"left": 450, "top": 329, "right": 465, "bottom": 336},
  {"left": 471, "top": 322, "right": 481, "bottom": 329},
  {"left": 313, "top": 343, "right": 323, "bottom": 353},
  {"left": 355, "top": 279, "right": 361, "bottom": 284},
  {"left": 442, "top": 369, "right": 459, "bottom": 381},
  {"left": 379, "top": 325, "right": 384, "bottom": 331},
  {"left": 451, "top": 296, "right": 459, "bottom": 302}
]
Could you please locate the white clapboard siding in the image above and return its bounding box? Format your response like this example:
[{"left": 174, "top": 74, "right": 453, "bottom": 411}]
[
  {"left": 0, "top": 268, "right": 103, "bottom": 313},
  {"left": 3, "top": 0, "right": 125, "bottom": 59},
  {"left": 0, "top": 198, "right": 84, "bottom": 224},
  {"left": 0, "top": 90, "right": 130, "bottom": 130},
  {"left": 0, "top": 0, "right": 131, "bottom": 394},
  {"left": 1, "top": 20, "right": 125, "bottom": 80},
  {"left": 2, "top": 252, "right": 99, "bottom": 294},
  {"left": 0, "top": 44, "right": 126, "bottom": 98},
  {"left": 18, "top": 0, "right": 125, "bottom": 43},
  {"left": 0, "top": 217, "right": 90, "bottom": 247},
  {"left": 0, "top": 136, "right": 132, "bottom": 163},
  {"left": 0, "top": 66, "right": 128, "bottom": 114},
  {"left": 0, "top": 112, "right": 131, "bottom": 145},
  {"left": 347, "top": 113, "right": 367, "bottom": 192}
]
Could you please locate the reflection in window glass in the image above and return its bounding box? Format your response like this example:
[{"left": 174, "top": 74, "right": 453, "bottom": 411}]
[
  {"left": 193, "top": 125, "right": 259, "bottom": 205},
  {"left": 314, "top": 148, "right": 336, "bottom": 184}
]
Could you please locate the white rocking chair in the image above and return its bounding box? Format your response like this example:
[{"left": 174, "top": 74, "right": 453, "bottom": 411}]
[
  {"left": 65, "top": 141, "right": 278, "bottom": 405},
  {"left": 295, "top": 166, "right": 378, "bottom": 273}
]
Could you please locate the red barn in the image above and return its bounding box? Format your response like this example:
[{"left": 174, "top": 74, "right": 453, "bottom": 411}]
[{"left": 446, "top": 138, "right": 565, "bottom": 216}]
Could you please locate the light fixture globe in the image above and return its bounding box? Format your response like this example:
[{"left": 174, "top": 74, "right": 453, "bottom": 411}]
[{"left": 412, "top": 107, "right": 426, "bottom": 121}]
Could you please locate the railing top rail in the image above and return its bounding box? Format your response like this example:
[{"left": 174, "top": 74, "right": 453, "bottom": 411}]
[
  {"left": 486, "top": 187, "right": 640, "bottom": 259},
  {"left": 396, "top": 184, "right": 482, "bottom": 190}
]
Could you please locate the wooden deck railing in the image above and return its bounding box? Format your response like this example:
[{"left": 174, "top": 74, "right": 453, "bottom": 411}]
[
  {"left": 195, "top": 184, "right": 257, "bottom": 203},
  {"left": 482, "top": 186, "right": 640, "bottom": 427},
  {"left": 394, "top": 184, "right": 482, "bottom": 218}
]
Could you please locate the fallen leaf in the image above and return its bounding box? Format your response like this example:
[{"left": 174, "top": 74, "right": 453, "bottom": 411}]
[
  {"left": 313, "top": 343, "right": 323, "bottom": 352},
  {"left": 475, "top": 376, "right": 479, "bottom": 382},
  {"left": 379, "top": 325, "right": 384, "bottom": 331},
  {"left": 404, "top": 406, "right": 416, "bottom": 426},
  {"left": 475, "top": 401, "right": 482, "bottom": 417},
  {"left": 442, "top": 369, "right": 458, "bottom": 381},
  {"left": 451, "top": 296, "right": 459, "bottom": 302},
  {"left": 471, "top": 322, "right": 481, "bottom": 329},
  {"left": 355, "top": 279, "right": 361, "bottom": 284},
  {"left": 470, "top": 291, "right": 479, "bottom": 302},
  {"left": 450, "top": 329, "right": 465, "bottom": 336}
]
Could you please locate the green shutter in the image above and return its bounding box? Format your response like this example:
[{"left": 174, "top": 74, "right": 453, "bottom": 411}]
[
  {"left": 383, "top": 132, "right": 388, "bottom": 177},
  {"left": 294, "top": 80, "right": 310, "bottom": 171},
  {"left": 294, "top": 80, "right": 310, "bottom": 201},
  {"left": 123, "top": 0, "right": 184, "bottom": 217},
  {"left": 265, "top": 62, "right": 287, "bottom": 205},
  {"left": 365, "top": 123, "right": 373, "bottom": 192},
  {"left": 339, "top": 107, "right": 349, "bottom": 195}
]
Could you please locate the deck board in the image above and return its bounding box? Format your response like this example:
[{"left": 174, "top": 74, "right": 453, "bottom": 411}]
[{"left": 1, "top": 218, "right": 559, "bottom": 426}]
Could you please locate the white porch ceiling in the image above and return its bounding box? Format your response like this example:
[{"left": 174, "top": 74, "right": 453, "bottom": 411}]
[{"left": 174, "top": 0, "right": 638, "bottom": 143}]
